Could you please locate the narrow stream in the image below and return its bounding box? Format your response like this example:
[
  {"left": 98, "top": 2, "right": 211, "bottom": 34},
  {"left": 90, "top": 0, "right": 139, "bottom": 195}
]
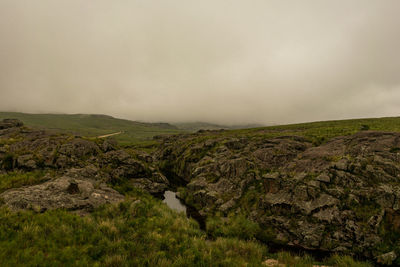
[
  {"left": 162, "top": 190, "right": 187, "bottom": 214},
  {"left": 161, "top": 190, "right": 333, "bottom": 261},
  {"left": 162, "top": 190, "right": 206, "bottom": 229}
]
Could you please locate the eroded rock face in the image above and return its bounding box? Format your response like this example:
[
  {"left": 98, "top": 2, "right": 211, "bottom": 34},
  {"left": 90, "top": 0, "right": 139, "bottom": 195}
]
[
  {"left": 156, "top": 131, "right": 400, "bottom": 259},
  {"left": 0, "top": 176, "right": 124, "bottom": 214}
]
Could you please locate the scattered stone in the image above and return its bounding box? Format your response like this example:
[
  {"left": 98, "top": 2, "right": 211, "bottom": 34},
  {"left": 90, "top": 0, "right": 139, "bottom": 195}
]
[
  {"left": 17, "top": 154, "right": 37, "bottom": 169},
  {"left": 316, "top": 173, "right": 330, "bottom": 183},
  {"left": 377, "top": 251, "right": 397, "bottom": 265},
  {"left": 130, "top": 178, "right": 168, "bottom": 195},
  {"left": 263, "top": 259, "right": 285, "bottom": 267},
  {"left": 101, "top": 138, "right": 117, "bottom": 152}
]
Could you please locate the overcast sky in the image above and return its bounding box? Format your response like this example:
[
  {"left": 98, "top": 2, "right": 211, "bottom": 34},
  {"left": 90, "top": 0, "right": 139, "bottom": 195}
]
[{"left": 1, "top": 1, "right": 400, "bottom": 125}]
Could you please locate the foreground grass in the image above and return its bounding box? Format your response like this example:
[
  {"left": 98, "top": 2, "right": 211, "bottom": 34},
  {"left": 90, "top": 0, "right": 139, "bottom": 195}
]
[
  {"left": 271, "top": 252, "right": 372, "bottom": 267},
  {"left": 0, "top": 190, "right": 267, "bottom": 266},
  {"left": 0, "top": 171, "right": 48, "bottom": 193},
  {"left": 0, "top": 188, "right": 373, "bottom": 266}
]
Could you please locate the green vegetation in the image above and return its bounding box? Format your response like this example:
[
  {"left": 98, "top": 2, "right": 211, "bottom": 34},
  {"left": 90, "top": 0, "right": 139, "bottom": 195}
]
[
  {"left": 174, "top": 122, "right": 265, "bottom": 132},
  {"left": 0, "top": 190, "right": 268, "bottom": 266},
  {"left": 174, "top": 122, "right": 231, "bottom": 131},
  {"left": 0, "top": 172, "right": 373, "bottom": 266},
  {"left": 0, "top": 188, "right": 373, "bottom": 266},
  {"left": 224, "top": 116, "right": 400, "bottom": 145},
  {"left": 0, "top": 171, "right": 48, "bottom": 193},
  {"left": 375, "top": 214, "right": 400, "bottom": 264},
  {"left": 272, "top": 252, "right": 372, "bottom": 267},
  {"left": 3, "top": 112, "right": 400, "bottom": 147},
  {"left": 206, "top": 214, "right": 261, "bottom": 240},
  {"left": 0, "top": 112, "right": 183, "bottom": 146},
  {"left": 324, "top": 254, "right": 373, "bottom": 267}
]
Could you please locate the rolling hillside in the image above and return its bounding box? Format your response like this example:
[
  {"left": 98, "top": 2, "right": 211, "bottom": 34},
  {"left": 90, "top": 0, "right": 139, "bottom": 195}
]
[
  {"left": 0, "top": 112, "right": 182, "bottom": 145},
  {"left": 221, "top": 116, "right": 400, "bottom": 145}
]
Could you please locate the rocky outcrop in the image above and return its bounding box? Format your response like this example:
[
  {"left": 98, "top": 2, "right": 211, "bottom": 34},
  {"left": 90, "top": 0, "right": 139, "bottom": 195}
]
[
  {"left": 0, "top": 119, "right": 169, "bottom": 201},
  {"left": 0, "top": 119, "right": 23, "bottom": 130},
  {"left": 0, "top": 176, "right": 124, "bottom": 214},
  {"left": 156, "top": 131, "right": 400, "bottom": 261}
]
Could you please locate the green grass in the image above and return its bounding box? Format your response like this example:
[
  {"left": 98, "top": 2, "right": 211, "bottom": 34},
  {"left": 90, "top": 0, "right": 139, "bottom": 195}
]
[
  {"left": 0, "top": 112, "right": 183, "bottom": 146},
  {"left": 0, "top": 188, "right": 373, "bottom": 266},
  {"left": 206, "top": 214, "right": 261, "bottom": 240},
  {"left": 272, "top": 252, "right": 372, "bottom": 267},
  {"left": 0, "top": 190, "right": 268, "bottom": 266},
  {"left": 192, "top": 116, "right": 400, "bottom": 146},
  {"left": 3, "top": 112, "right": 400, "bottom": 147},
  {"left": 0, "top": 171, "right": 49, "bottom": 193}
]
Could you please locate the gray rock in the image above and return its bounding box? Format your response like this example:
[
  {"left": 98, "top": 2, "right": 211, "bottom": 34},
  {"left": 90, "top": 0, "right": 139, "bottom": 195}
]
[
  {"left": 101, "top": 139, "right": 117, "bottom": 152},
  {"left": 219, "top": 199, "right": 236, "bottom": 213},
  {"left": 130, "top": 178, "right": 168, "bottom": 195},
  {"left": 334, "top": 159, "right": 348, "bottom": 171},
  {"left": 58, "top": 138, "right": 100, "bottom": 158},
  {"left": 307, "top": 180, "right": 320, "bottom": 188},
  {"left": 316, "top": 173, "right": 331, "bottom": 183},
  {"left": 377, "top": 251, "right": 397, "bottom": 265},
  {"left": 0, "top": 176, "right": 124, "bottom": 213},
  {"left": 313, "top": 207, "right": 339, "bottom": 223},
  {"left": 0, "top": 119, "right": 23, "bottom": 129},
  {"left": 17, "top": 154, "right": 37, "bottom": 169}
]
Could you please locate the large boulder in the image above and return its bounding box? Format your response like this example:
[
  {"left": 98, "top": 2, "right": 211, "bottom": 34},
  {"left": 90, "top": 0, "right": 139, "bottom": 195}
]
[{"left": 0, "top": 176, "right": 124, "bottom": 214}]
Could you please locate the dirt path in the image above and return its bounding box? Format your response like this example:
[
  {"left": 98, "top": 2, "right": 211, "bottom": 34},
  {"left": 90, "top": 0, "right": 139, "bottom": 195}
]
[{"left": 97, "top": 131, "right": 123, "bottom": 138}]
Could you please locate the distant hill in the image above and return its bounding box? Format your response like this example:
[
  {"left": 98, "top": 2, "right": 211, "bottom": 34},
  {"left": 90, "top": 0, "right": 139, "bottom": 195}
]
[
  {"left": 0, "top": 112, "right": 182, "bottom": 145},
  {"left": 174, "top": 122, "right": 265, "bottom": 132},
  {"left": 0, "top": 112, "right": 267, "bottom": 145}
]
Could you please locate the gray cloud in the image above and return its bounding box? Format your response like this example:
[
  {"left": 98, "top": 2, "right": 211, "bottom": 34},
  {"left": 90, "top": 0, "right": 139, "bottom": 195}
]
[{"left": 1, "top": 0, "right": 400, "bottom": 125}]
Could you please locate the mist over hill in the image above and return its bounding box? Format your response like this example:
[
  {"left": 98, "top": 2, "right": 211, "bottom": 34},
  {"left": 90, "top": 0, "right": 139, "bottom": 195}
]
[{"left": 0, "top": 112, "right": 267, "bottom": 145}]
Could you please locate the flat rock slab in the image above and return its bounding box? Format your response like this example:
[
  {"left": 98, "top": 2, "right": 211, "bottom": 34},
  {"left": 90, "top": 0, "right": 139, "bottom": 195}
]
[{"left": 0, "top": 176, "right": 124, "bottom": 213}]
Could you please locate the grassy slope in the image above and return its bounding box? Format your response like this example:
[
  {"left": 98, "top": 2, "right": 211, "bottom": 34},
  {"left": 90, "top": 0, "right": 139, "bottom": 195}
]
[
  {"left": 0, "top": 112, "right": 183, "bottom": 146},
  {"left": 175, "top": 122, "right": 265, "bottom": 132},
  {"left": 4, "top": 112, "right": 396, "bottom": 146},
  {"left": 211, "top": 116, "right": 400, "bottom": 145},
  {"left": 0, "top": 190, "right": 267, "bottom": 266},
  {"left": 0, "top": 181, "right": 371, "bottom": 267},
  {"left": 174, "top": 122, "right": 231, "bottom": 131}
]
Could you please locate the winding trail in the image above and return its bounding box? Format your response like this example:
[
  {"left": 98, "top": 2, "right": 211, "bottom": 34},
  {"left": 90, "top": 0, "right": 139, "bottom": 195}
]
[{"left": 97, "top": 131, "right": 123, "bottom": 138}]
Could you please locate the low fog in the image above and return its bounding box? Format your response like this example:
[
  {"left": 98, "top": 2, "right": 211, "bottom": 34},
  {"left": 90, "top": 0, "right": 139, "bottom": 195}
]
[{"left": 1, "top": 1, "right": 400, "bottom": 125}]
